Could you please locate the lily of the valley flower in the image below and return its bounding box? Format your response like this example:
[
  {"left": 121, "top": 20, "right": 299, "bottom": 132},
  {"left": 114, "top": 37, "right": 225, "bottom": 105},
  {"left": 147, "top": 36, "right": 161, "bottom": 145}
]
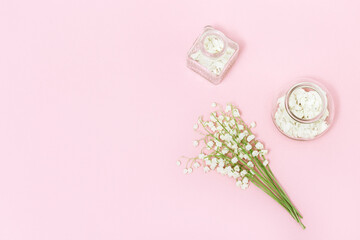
[{"left": 178, "top": 103, "right": 305, "bottom": 229}]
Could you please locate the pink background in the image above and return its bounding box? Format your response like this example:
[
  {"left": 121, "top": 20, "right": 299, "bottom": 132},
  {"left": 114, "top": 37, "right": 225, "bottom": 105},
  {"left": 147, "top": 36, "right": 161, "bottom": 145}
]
[{"left": 1, "top": 0, "right": 360, "bottom": 239}]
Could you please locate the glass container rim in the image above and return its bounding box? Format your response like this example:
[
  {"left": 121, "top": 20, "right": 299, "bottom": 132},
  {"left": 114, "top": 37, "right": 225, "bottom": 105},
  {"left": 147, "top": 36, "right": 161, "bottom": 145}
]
[
  {"left": 284, "top": 81, "right": 327, "bottom": 124},
  {"left": 200, "top": 31, "right": 227, "bottom": 58}
]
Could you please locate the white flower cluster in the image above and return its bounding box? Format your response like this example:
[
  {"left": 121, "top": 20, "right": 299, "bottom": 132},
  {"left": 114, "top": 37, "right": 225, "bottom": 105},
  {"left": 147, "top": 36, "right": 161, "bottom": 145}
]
[{"left": 178, "top": 103, "right": 270, "bottom": 190}]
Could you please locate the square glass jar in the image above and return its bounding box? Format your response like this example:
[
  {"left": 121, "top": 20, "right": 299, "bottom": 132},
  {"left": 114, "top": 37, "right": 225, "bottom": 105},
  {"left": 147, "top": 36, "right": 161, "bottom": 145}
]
[{"left": 187, "top": 26, "right": 240, "bottom": 84}]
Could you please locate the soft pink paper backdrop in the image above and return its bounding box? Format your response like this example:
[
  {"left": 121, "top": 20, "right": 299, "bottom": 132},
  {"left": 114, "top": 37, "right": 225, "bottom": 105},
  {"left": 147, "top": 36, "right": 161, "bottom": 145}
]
[{"left": 1, "top": 0, "right": 360, "bottom": 239}]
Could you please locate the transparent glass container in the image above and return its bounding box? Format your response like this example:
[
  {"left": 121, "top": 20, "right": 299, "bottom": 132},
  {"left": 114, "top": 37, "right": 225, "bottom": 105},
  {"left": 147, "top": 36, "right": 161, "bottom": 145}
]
[
  {"left": 187, "top": 26, "right": 240, "bottom": 85},
  {"left": 271, "top": 78, "right": 335, "bottom": 140}
]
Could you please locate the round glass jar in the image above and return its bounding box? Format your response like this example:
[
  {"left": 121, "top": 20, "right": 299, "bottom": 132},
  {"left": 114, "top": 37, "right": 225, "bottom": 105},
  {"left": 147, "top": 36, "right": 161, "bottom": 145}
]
[{"left": 271, "top": 78, "right": 335, "bottom": 140}]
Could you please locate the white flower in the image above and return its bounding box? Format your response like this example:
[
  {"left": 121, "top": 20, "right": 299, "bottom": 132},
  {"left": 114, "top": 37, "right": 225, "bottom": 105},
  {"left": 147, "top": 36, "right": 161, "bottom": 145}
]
[
  {"left": 229, "top": 119, "right": 236, "bottom": 126},
  {"left": 194, "top": 162, "right": 201, "bottom": 168},
  {"left": 187, "top": 167, "right": 193, "bottom": 173},
  {"left": 233, "top": 172, "right": 240, "bottom": 178},
  {"left": 176, "top": 160, "right": 181, "bottom": 166},
  {"left": 207, "top": 141, "right": 214, "bottom": 148},
  {"left": 243, "top": 130, "right": 249, "bottom": 136},
  {"left": 238, "top": 132, "right": 245, "bottom": 141},
  {"left": 250, "top": 170, "right": 255, "bottom": 175},
  {"left": 211, "top": 102, "right": 217, "bottom": 107},
  {"left": 242, "top": 177, "right": 249, "bottom": 184},
  {"left": 231, "top": 157, "right": 238, "bottom": 164},
  {"left": 233, "top": 109, "right": 240, "bottom": 117},
  {"left": 227, "top": 171, "right": 233, "bottom": 177},
  {"left": 250, "top": 122, "right": 256, "bottom": 128},
  {"left": 252, "top": 150, "right": 259, "bottom": 157},
  {"left": 245, "top": 144, "right": 252, "bottom": 151},
  {"left": 218, "top": 115, "right": 224, "bottom": 121},
  {"left": 260, "top": 150, "right": 268, "bottom": 155},
  {"left": 240, "top": 170, "right": 247, "bottom": 177},
  {"left": 247, "top": 161, "right": 254, "bottom": 168},
  {"left": 198, "top": 153, "right": 205, "bottom": 159},
  {"left": 238, "top": 125, "right": 244, "bottom": 130},
  {"left": 225, "top": 166, "right": 232, "bottom": 173},
  {"left": 210, "top": 163, "right": 217, "bottom": 170},
  {"left": 205, "top": 159, "right": 211, "bottom": 165},
  {"left": 247, "top": 135, "right": 255, "bottom": 142},
  {"left": 218, "top": 161, "right": 225, "bottom": 167},
  {"left": 183, "top": 169, "right": 188, "bottom": 174},
  {"left": 222, "top": 148, "right": 229, "bottom": 154},
  {"left": 193, "top": 123, "right": 199, "bottom": 130},
  {"left": 236, "top": 181, "right": 242, "bottom": 187},
  {"left": 255, "top": 142, "right": 264, "bottom": 150},
  {"left": 216, "top": 141, "right": 222, "bottom": 147},
  {"left": 193, "top": 140, "right": 199, "bottom": 147},
  {"left": 224, "top": 133, "right": 232, "bottom": 142},
  {"left": 217, "top": 167, "right": 224, "bottom": 174},
  {"left": 204, "top": 166, "right": 210, "bottom": 173},
  {"left": 234, "top": 165, "right": 240, "bottom": 172},
  {"left": 263, "top": 160, "right": 269, "bottom": 166},
  {"left": 225, "top": 104, "right": 232, "bottom": 112},
  {"left": 241, "top": 183, "right": 249, "bottom": 190},
  {"left": 210, "top": 115, "right": 216, "bottom": 122}
]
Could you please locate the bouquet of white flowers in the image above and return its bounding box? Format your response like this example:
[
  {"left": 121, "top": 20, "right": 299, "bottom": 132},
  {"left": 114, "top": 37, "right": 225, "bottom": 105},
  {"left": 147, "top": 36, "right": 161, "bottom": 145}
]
[{"left": 178, "top": 103, "right": 305, "bottom": 229}]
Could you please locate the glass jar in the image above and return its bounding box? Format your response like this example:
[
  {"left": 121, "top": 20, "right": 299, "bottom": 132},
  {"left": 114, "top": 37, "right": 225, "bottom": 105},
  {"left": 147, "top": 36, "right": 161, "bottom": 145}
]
[
  {"left": 187, "top": 26, "right": 240, "bottom": 85},
  {"left": 271, "top": 78, "right": 335, "bottom": 140}
]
